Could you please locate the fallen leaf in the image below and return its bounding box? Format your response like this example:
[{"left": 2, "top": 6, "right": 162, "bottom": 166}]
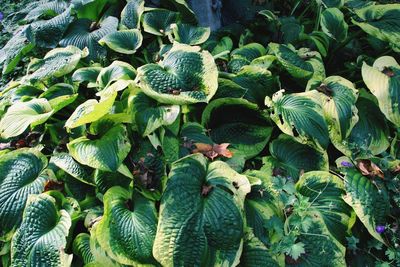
[
  {"left": 192, "top": 143, "right": 233, "bottom": 160},
  {"left": 356, "top": 159, "right": 384, "bottom": 179}
]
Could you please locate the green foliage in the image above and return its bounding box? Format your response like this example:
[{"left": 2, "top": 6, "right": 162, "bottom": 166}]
[{"left": 0, "top": 0, "right": 400, "bottom": 266}]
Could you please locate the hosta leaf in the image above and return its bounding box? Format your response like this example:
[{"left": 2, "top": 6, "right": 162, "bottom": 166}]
[
  {"left": 72, "top": 66, "right": 102, "bottom": 84},
  {"left": 169, "top": 23, "right": 210, "bottom": 45},
  {"left": 65, "top": 93, "right": 117, "bottom": 129},
  {"left": 50, "top": 152, "right": 94, "bottom": 185},
  {"left": 361, "top": 56, "right": 400, "bottom": 127},
  {"left": 26, "top": 8, "right": 72, "bottom": 48},
  {"left": 0, "top": 27, "right": 35, "bottom": 75},
  {"left": 153, "top": 154, "right": 250, "bottom": 266},
  {"left": 239, "top": 229, "right": 279, "bottom": 267},
  {"left": 96, "top": 187, "right": 158, "bottom": 265},
  {"left": 121, "top": 0, "right": 145, "bottom": 29},
  {"left": 319, "top": 0, "right": 344, "bottom": 8},
  {"left": 228, "top": 43, "right": 266, "bottom": 73},
  {"left": 0, "top": 98, "right": 54, "bottom": 139},
  {"left": 93, "top": 170, "right": 131, "bottom": 195},
  {"left": 0, "top": 149, "right": 48, "bottom": 240},
  {"left": 244, "top": 170, "right": 285, "bottom": 245},
  {"left": 267, "top": 90, "right": 330, "bottom": 150},
  {"left": 97, "top": 61, "right": 136, "bottom": 89},
  {"left": 266, "top": 134, "right": 328, "bottom": 180},
  {"left": 23, "top": 46, "right": 87, "bottom": 84},
  {"left": 230, "top": 65, "right": 280, "bottom": 106},
  {"left": 202, "top": 98, "right": 273, "bottom": 160},
  {"left": 60, "top": 16, "right": 119, "bottom": 61},
  {"left": 99, "top": 29, "right": 143, "bottom": 54},
  {"left": 342, "top": 168, "right": 389, "bottom": 243},
  {"left": 268, "top": 43, "right": 325, "bottom": 83},
  {"left": 321, "top": 8, "right": 348, "bottom": 42},
  {"left": 315, "top": 76, "right": 359, "bottom": 141},
  {"left": 288, "top": 216, "right": 346, "bottom": 266},
  {"left": 131, "top": 92, "right": 180, "bottom": 136},
  {"left": 71, "top": 0, "right": 110, "bottom": 21},
  {"left": 332, "top": 92, "right": 390, "bottom": 158},
  {"left": 88, "top": 224, "right": 125, "bottom": 267},
  {"left": 40, "top": 83, "right": 78, "bottom": 112},
  {"left": 142, "top": 8, "right": 179, "bottom": 36},
  {"left": 163, "top": 0, "right": 197, "bottom": 24},
  {"left": 73, "top": 233, "right": 95, "bottom": 265},
  {"left": 296, "top": 171, "right": 354, "bottom": 243},
  {"left": 352, "top": 4, "right": 400, "bottom": 50},
  {"left": 136, "top": 43, "right": 218, "bottom": 104},
  {"left": 67, "top": 124, "right": 131, "bottom": 172},
  {"left": 22, "top": 0, "right": 69, "bottom": 23},
  {"left": 10, "top": 193, "right": 72, "bottom": 267}
]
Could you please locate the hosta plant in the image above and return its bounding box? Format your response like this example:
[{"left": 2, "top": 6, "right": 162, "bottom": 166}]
[{"left": 0, "top": 0, "right": 400, "bottom": 266}]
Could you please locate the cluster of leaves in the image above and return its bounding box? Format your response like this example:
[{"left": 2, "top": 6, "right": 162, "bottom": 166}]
[{"left": 0, "top": 0, "right": 399, "bottom": 266}]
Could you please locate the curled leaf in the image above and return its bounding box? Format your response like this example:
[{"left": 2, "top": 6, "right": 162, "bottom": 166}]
[
  {"left": 356, "top": 159, "right": 384, "bottom": 179},
  {"left": 192, "top": 142, "right": 233, "bottom": 160}
]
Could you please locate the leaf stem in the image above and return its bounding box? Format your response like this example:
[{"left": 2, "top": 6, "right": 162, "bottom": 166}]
[{"left": 218, "top": 71, "right": 235, "bottom": 79}]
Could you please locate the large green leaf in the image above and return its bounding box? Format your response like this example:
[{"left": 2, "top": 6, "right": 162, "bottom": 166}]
[
  {"left": 239, "top": 229, "right": 279, "bottom": 267},
  {"left": 321, "top": 8, "right": 348, "bottom": 42},
  {"left": 266, "top": 90, "right": 330, "bottom": 150},
  {"left": 244, "top": 170, "right": 285, "bottom": 246},
  {"left": 136, "top": 43, "right": 218, "bottom": 104},
  {"left": 228, "top": 43, "right": 266, "bottom": 73},
  {"left": 10, "top": 193, "right": 72, "bottom": 267},
  {"left": 153, "top": 154, "right": 250, "bottom": 266},
  {"left": 0, "top": 27, "right": 35, "bottom": 75},
  {"left": 169, "top": 23, "right": 210, "bottom": 45},
  {"left": 342, "top": 168, "right": 389, "bottom": 243},
  {"left": 0, "top": 98, "right": 54, "bottom": 139},
  {"left": 71, "top": 0, "right": 110, "bottom": 21},
  {"left": 22, "top": 0, "right": 69, "bottom": 23},
  {"left": 67, "top": 124, "right": 131, "bottom": 172},
  {"left": 332, "top": 92, "right": 390, "bottom": 158},
  {"left": 23, "top": 46, "right": 87, "bottom": 84},
  {"left": 162, "top": 0, "right": 197, "bottom": 24},
  {"left": 72, "top": 66, "right": 102, "bottom": 85},
  {"left": 361, "top": 56, "right": 400, "bottom": 127},
  {"left": 73, "top": 233, "right": 95, "bottom": 265},
  {"left": 319, "top": 0, "right": 344, "bottom": 8},
  {"left": 268, "top": 43, "right": 325, "bottom": 83},
  {"left": 352, "top": 4, "right": 400, "bottom": 50},
  {"left": 265, "top": 134, "right": 329, "bottom": 180},
  {"left": 50, "top": 152, "right": 94, "bottom": 185},
  {"left": 131, "top": 92, "right": 180, "bottom": 136},
  {"left": 287, "top": 215, "right": 346, "bottom": 266},
  {"left": 65, "top": 93, "right": 117, "bottom": 129},
  {"left": 26, "top": 8, "right": 72, "bottom": 48},
  {"left": 0, "top": 149, "right": 48, "bottom": 241},
  {"left": 228, "top": 65, "right": 280, "bottom": 106},
  {"left": 142, "top": 8, "right": 179, "bottom": 36},
  {"left": 315, "top": 76, "right": 359, "bottom": 141},
  {"left": 99, "top": 29, "right": 143, "bottom": 54},
  {"left": 97, "top": 61, "right": 136, "bottom": 89},
  {"left": 96, "top": 187, "right": 158, "bottom": 265},
  {"left": 60, "top": 17, "right": 119, "bottom": 61},
  {"left": 88, "top": 224, "right": 125, "bottom": 267},
  {"left": 296, "top": 171, "right": 354, "bottom": 243},
  {"left": 39, "top": 83, "right": 78, "bottom": 112},
  {"left": 202, "top": 98, "right": 273, "bottom": 160},
  {"left": 121, "top": 0, "right": 145, "bottom": 29}
]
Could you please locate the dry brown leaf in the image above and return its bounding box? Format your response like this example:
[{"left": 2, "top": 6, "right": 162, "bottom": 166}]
[
  {"left": 356, "top": 159, "right": 384, "bottom": 179},
  {"left": 192, "top": 143, "right": 233, "bottom": 160}
]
